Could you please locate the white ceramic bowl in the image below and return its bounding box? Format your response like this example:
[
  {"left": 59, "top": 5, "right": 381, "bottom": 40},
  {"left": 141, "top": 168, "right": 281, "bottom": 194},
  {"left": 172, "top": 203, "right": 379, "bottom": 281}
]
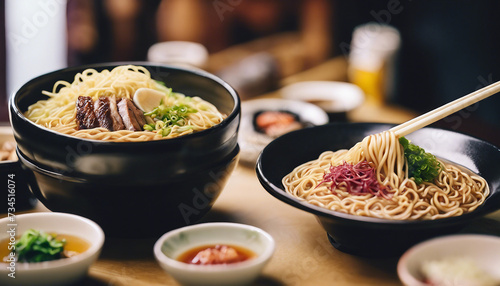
[
  {"left": 0, "top": 212, "right": 105, "bottom": 286},
  {"left": 154, "top": 222, "right": 275, "bottom": 286},
  {"left": 280, "top": 81, "right": 365, "bottom": 114},
  {"left": 147, "top": 41, "right": 209, "bottom": 68},
  {"left": 397, "top": 234, "right": 500, "bottom": 286},
  {"left": 239, "top": 98, "right": 329, "bottom": 165}
]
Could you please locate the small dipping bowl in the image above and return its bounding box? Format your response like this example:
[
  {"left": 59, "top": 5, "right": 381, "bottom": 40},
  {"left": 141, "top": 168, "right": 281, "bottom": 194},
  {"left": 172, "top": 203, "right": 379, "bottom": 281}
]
[
  {"left": 397, "top": 234, "right": 500, "bottom": 286},
  {"left": 154, "top": 222, "right": 275, "bottom": 286},
  {"left": 280, "top": 81, "right": 365, "bottom": 122},
  {"left": 0, "top": 212, "right": 105, "bottom": 286}
]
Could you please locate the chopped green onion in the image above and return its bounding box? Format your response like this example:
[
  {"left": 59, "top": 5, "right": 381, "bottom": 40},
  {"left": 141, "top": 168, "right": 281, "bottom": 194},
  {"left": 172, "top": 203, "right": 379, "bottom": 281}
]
[
  {"left": 143, "top": 124, "right": 154, "bottom": 131},
  {"left": 143, "top": 103, "right": 196, "bottom": 137},
  {"left": 15, "top": 229, "right": 65, "bottom": 263}
]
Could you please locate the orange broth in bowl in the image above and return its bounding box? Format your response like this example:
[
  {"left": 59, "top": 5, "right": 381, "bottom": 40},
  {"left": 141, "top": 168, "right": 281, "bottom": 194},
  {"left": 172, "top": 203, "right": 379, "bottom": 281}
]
[{"left": 0, "top": 233, "right": 90, "bottom": 263}]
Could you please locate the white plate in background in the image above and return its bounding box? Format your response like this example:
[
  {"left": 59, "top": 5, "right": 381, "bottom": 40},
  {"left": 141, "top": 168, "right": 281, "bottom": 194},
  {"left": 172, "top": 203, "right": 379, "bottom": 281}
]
[
  {"left": 280, "top": 81, "right": 364, "bottom": 114},
  {"left": 239, "top": 98, "right": 328, "bottom": 165}
]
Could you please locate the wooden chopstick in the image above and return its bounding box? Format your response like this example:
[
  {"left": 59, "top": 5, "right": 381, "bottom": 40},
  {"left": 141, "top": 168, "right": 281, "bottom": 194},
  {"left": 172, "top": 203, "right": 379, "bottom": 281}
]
[{"left": 390, "top": 80, "right": 500, "bottom": 137}]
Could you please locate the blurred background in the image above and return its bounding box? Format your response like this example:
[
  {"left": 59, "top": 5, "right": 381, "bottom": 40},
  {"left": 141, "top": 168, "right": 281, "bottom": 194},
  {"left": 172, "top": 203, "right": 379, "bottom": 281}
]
[{"left": 1, "top": 0, "right": 500, "bottom": 145}]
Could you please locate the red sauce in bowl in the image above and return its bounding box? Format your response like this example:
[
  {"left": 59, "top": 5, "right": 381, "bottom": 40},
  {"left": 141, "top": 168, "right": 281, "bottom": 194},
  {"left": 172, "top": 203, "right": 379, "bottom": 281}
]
[{"left": 177, "top": 244, "right": 256, "bottom": 265}]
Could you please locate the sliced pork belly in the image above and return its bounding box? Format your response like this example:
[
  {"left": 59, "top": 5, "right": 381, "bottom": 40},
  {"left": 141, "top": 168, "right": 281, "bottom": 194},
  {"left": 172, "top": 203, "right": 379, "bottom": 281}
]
[
  {"left": 117, "top": 98, "right": 143, "bottom": 131},
  {"left": 108, "top": 96, "right": 125, "bottom": 131},
  {"left": 76, "top": 96, "right": 99, "bottom": 130},
  {"left": 94, "top": 97, "right": 113, "bottom": 131},
  {"left": 130, "top": 100, "right": 147, "bottom": 127}
]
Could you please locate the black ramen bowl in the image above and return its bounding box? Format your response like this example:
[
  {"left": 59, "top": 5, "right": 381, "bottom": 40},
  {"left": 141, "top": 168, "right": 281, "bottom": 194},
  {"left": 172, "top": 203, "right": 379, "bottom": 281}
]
[
  {"left": 256, "top": 123, "right": 500, "bottom": 257},
  {"left": 9, "top": 62, "right": 240, "bottom": 237},
  {"left": 0, "top": 126, "right": 38, "bottom": 213}
]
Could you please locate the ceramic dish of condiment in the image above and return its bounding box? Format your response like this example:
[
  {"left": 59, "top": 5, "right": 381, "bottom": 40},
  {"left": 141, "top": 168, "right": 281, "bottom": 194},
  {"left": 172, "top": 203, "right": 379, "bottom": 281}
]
[
  {"left": 397, "top": 234, "right": 500, "bottom": 286},
  {"left": 0, "top": 212, "right": 105, "bottom": 286},
  {"left": 154, "top": 222, "right": 275, "bottom": 286}
]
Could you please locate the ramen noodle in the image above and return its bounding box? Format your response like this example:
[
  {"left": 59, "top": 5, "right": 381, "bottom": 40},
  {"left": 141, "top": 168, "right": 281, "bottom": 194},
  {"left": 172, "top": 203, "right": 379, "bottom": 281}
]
[
  {"left": 282, "top": 131, "right": 488, "bottom": 220},
  {"left": 24, "top": 65, "right": 226, "bottom": 142}
]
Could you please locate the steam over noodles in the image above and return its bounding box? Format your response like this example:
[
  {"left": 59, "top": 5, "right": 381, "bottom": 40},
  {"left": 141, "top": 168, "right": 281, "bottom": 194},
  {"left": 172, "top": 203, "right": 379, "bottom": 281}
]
[
  {"left": 24, "top": 65, "right": 226, "bottom": 142},
  {"left": 282, "top": 131, "right": 488, "bottom": 220}
]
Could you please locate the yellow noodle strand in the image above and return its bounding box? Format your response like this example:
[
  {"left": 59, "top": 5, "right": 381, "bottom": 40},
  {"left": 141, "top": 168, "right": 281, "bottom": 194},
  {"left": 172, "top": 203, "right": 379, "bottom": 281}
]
[{"left": 25, "top": 65, "right": 226, "bottom": 142}]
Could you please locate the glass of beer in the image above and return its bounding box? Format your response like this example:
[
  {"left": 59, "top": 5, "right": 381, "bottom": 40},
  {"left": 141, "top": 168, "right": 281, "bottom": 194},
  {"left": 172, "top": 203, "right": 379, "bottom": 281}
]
[{"left": 348, "top": 24, "right": 400, "bottom": 106}]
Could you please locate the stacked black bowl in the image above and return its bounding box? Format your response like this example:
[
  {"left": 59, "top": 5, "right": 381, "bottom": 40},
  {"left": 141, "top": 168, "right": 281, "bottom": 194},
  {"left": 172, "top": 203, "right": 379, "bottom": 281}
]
[{"left": 9, "top": 63, "right": 241, "bottom": 237}]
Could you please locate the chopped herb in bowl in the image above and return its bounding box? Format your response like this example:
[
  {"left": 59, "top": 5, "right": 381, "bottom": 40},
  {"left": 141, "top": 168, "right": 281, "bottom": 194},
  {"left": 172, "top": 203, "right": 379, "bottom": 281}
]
[{"left": 15, "top": 229, "right": 66, "bottom": 263}]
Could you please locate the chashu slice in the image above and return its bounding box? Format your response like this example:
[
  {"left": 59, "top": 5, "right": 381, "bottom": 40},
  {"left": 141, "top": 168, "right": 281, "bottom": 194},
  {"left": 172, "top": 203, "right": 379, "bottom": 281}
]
[
  {"left": 117, "top": 98, "right": 144, "bottom": 131},
  {"left": 75, "top": 96, "right": 99, "bottom": 130},
  {"left": 108, "top": 95, "right": 125, "bottom": 131},
  {"left": 94, "top": 97, "right": 113, "bottom": 131}
]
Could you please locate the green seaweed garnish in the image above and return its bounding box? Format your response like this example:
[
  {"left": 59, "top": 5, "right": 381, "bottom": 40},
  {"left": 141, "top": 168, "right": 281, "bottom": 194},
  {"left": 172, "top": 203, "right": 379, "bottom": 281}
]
[
  {"left": 399, "top": 137, "right": 442, "bottom": 184},
  {"left": 15, "top": 229, "right": 65, "bottom": 263}
]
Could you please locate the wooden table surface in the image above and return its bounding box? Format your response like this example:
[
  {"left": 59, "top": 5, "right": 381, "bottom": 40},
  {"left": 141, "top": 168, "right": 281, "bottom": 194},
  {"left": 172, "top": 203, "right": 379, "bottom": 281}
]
[
  {"left": 11, "top": 145, "right": 500, "bottom": 286},
  {"left": 3, "top": 50, "right": 500, "bottom": 285},
  {"left": 12, "top": 163, "right": 500, "bottom": 286}
]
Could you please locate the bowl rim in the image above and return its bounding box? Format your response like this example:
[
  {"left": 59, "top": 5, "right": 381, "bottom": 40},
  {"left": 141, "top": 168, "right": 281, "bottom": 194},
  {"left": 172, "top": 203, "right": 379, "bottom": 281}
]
[
  {"left": 256, "top": 122, "right": 500, "bottom": 228},
  {"left": 397, "top": 233, "right": 500, "bottom": 286},
  {"left": 153, "top": 222, "right": 275, "bottom": 272},
  {"left": 9, "top": 61, "right": 240, "bottom": 145},
  {"left": 280, "top": 80, "right": 365, "bottom": 112},
  {"left": 241, "top": 97, "right": 330, "bottom": 125},
  {"left": 0, "top": 212, "right": 105, "bottom": 271}
]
